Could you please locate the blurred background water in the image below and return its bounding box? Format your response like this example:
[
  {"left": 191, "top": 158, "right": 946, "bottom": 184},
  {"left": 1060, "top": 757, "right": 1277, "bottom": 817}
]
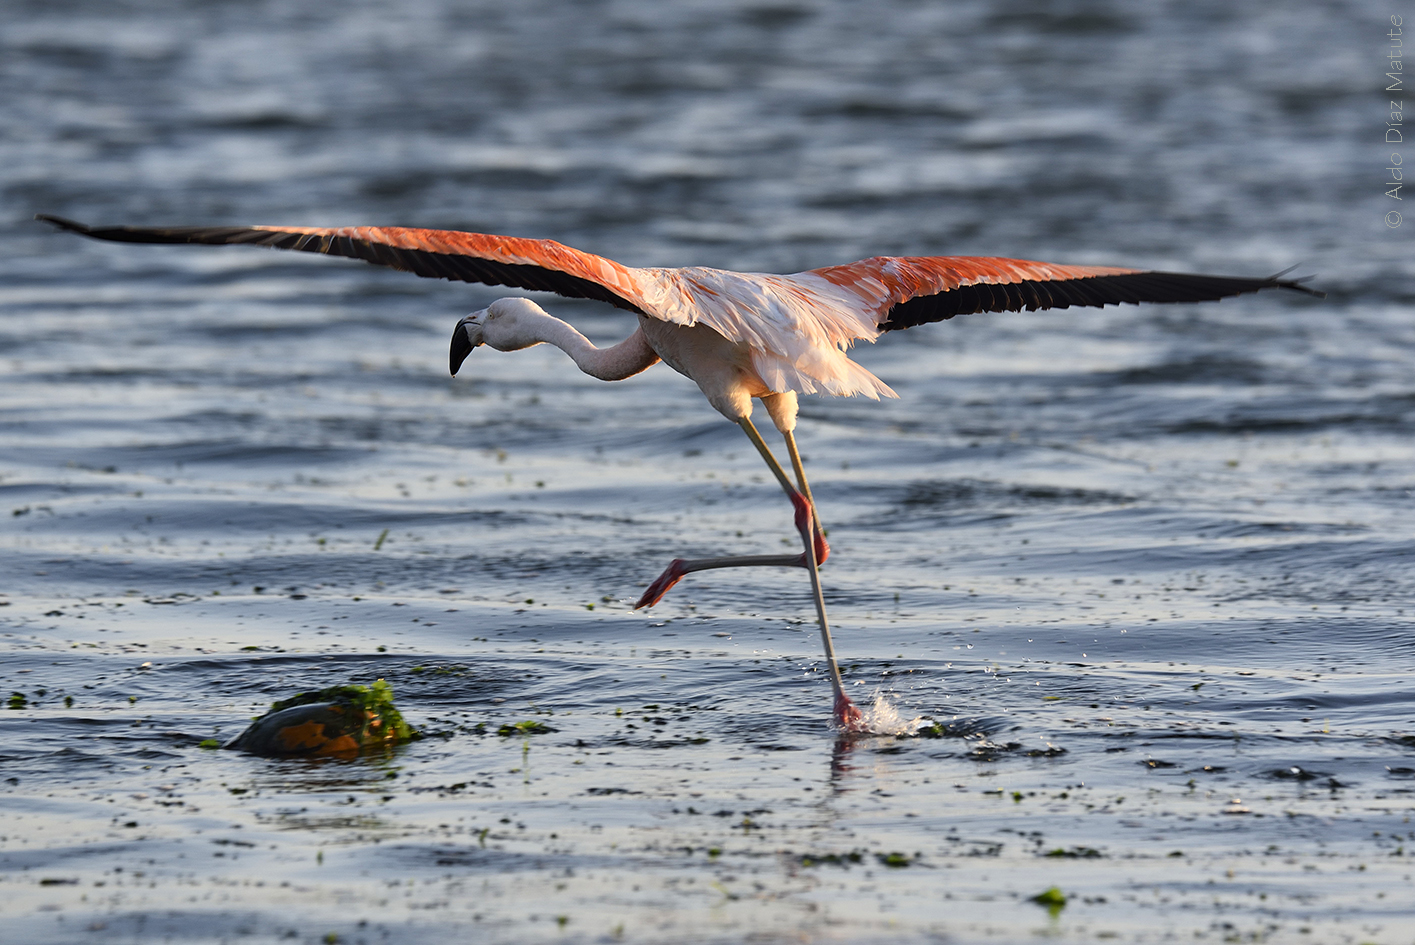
[{"left": 2, "top": 1, "right": 1413, "bottom": 943}]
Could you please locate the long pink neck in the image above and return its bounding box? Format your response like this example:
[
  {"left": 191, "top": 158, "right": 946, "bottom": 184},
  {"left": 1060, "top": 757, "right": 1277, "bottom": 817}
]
[{"left": 527, "top": 317, "right": 660, "bottom": 381}]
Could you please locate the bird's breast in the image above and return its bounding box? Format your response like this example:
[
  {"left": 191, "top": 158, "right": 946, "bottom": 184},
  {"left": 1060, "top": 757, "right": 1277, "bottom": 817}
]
[{"left": 637, "top": 315, "right": 768, "bottom": 420}]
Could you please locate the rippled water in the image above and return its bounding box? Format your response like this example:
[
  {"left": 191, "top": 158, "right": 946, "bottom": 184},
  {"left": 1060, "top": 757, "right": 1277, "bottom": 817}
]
[{"left": 3, "top": 1, "right": 1413, "bottom": 942}]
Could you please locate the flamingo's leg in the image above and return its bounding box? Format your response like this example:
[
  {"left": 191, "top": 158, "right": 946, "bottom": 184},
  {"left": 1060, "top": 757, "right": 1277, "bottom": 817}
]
[
  {"left": 781, "top": 428, "right": 863, "bottom": 731},
  {"left": 632, "top": 417, "right": 864, "bottom": 731},
  {"left": 635, "top": 417, "right": 813, "bottom": 608},
  {"left": 735, "top": 416, "right": 796, "bottom": 496},
  {"left": 740, "top": 418, "right": 827, "bottom": 562},
  {"left": 633, "top": 416, "right": 809, "bottom": 608},
  {"left": 782, "top": 426, "right": 816, "bottom": 517},
  {"left": 634, "top": 553, "right": 805, "bottom": 609}
]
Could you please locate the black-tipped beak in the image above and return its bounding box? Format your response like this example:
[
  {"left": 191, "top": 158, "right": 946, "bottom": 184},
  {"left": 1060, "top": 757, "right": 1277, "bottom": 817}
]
[{"left": 450, "top": 323, "right": 474, "bottom": 376}]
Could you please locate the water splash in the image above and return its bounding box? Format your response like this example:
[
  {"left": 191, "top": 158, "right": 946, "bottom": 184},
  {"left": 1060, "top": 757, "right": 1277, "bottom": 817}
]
[{"left": 858, "top": 691, "right": 926, "bottom": 736}]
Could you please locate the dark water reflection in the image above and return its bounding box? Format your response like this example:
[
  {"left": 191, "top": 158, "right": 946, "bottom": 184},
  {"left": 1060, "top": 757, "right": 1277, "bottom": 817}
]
[{"left": 3, "top": 0, "right": 1413, "bottom": 942}]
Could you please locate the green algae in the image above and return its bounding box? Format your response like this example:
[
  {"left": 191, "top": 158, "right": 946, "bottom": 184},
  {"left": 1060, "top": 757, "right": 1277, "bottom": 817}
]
[
  {"left": 267, "top": 679, "right": 413, "bottom": 741},
  {"left": 497, "top": 719, "right": 555, "bottom": 737},
  {"left": 1031, "top": 886, "right": 1068, "bottom": 915}
]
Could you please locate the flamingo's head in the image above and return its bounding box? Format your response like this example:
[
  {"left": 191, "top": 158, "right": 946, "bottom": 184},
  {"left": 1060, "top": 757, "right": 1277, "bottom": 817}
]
[
  {"left": 450, "top": 298, "right": 550, "bottom": 375},
  {"left": 449, "top": 309, "right": 486, "bottom": 376}
]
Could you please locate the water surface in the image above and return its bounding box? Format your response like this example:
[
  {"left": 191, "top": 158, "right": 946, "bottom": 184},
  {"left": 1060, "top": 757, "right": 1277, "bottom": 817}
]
[{"left": 2, "top": 1, "right": 1413, "bottom": 942}]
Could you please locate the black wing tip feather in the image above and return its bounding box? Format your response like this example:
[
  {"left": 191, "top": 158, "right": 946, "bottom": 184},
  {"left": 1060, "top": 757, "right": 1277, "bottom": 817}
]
[
  {"left": 35, "top": 213, "right": 88, "bottom": 233},
  {"left": 35, "top": 213, "right": 237, "bottom": 245},
  {"left": 1140, "top": 269, "right": 1327, "bottom": 301},
  {"left": 1264, "top": 265, "right": 1326, "bottom": 298},
  {"left": 883, "top": 267, "right": 1325, "bottom": 330}
]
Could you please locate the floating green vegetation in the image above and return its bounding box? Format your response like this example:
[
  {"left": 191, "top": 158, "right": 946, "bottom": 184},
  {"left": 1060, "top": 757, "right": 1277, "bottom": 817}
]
[
  {"left": 877, "top": 852, "right": 911, "bottom": 868},
  {"left": 7, "top": 692, "right": 26, "bottom": 710},
  {"left": 198, "top": 739, "right": 221, "bottom": 749},
  {"left": 227, "top": 679, "right": 414, "bottom": 758},
  {"left": 1045, "top": 847, "right": 1102, "bottom": 858},
  {"left": 1031, "top": 886, "right": 1067, "bottom": 915},
  {"left": 497, "top": 719, "right": 555, "bottom": 737},
  {"left": 269, "top": 680, "right": 410, "bottom": 731},
  {"left": 798, "top": 850, "right": 864, "bottom": 868},
  {"left": 408, "top": 663, "right": 469, "bottom": 677}
]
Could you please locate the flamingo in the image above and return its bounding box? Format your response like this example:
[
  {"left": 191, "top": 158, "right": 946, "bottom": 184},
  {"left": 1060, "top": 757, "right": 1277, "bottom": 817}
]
[{"left": 36, "top": 214, "right": 1321, "bottom": 730}]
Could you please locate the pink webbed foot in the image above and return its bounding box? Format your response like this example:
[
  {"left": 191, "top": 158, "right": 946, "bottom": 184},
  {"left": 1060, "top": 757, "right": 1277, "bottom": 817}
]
[
  {"left": 634, "top": 558, "right": 688, "bottom": 610},
  {"left": 834, "top": 691, "right": 867, "bottom": 733}
]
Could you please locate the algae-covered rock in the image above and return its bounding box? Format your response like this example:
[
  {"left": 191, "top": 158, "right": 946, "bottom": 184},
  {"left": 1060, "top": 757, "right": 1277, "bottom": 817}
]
[{"left": 225, "top": 679, "right": 414, "bottom": 758}]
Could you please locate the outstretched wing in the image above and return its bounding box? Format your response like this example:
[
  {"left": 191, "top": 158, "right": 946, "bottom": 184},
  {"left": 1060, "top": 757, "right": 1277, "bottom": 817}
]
[
  {"left": 35, "top": 215, "right": 650, "bottom": 315},
  {"left": 36, "top": 216, "right": 1324, "bottom": 400},
  {"left": 806, "top": 255, "right": 1324, "bottom": 331}
]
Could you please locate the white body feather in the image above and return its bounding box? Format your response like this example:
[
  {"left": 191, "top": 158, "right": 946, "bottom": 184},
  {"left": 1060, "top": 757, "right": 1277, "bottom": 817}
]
[{"left": 633, "top": 268, "right": 897, "bottom": 401}]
